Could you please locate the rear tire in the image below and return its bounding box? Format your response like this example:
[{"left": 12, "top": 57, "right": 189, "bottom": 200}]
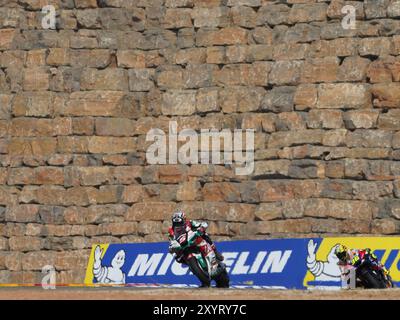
[
  {"left": 359, "top": 268, "right": 386, "bottom": 289},
  {"left": 214, "top": 268, "right": 230, "bottom": 288},
  {"left": 187, "top": 257, "right": 211, "bottom": 288}
]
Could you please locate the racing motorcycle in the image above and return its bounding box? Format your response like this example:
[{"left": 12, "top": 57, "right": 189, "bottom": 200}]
[
  {"left": 340, "top": 257, "right": 394, "bottom": 289},
  {"left": 169, "top": 229, "right": 230, "bottom": 288}
]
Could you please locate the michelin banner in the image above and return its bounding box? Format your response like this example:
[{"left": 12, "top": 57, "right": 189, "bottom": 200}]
[{"left": 84, "top": 237, "right": 400, "bottom": 289}]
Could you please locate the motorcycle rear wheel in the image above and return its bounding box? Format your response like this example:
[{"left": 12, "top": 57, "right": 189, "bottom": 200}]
[
  {"left": 187, "top": 257, "right": 211, "bottom": 288},
  {"left": 358, "top": 268, "right": 387, "bottom": 289},
  {"left": 214, "top": 268, "right": 230, "bottom": 288}
]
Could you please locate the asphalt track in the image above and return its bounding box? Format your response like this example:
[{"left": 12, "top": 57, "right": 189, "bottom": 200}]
[{"left": 0, "top": 287, "right": 399, "bottom": 300}]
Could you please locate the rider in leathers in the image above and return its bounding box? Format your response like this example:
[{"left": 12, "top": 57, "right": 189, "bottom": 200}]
[
  {"left": 335, "top": 244, "right": 390, "bottom": 277},
  {"left": 168, "top": 211, "right": 224, "bottom": 263}
]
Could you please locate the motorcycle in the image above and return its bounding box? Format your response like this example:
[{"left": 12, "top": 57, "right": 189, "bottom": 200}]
[
  {"left": 340, "top": 258, "right": 394, "bottom": 289},
  {"left": 169, "top": 229, "right": 230, "bottom": 288}
]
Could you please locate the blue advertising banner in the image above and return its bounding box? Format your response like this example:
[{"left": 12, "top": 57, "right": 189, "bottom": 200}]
[{"left": 85, "top": 237, "right": 400, "bottom": 289}]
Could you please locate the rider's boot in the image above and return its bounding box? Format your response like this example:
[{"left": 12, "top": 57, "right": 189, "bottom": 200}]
[{"left": 206, "top": 252, "right": 219, "bottom": 277}]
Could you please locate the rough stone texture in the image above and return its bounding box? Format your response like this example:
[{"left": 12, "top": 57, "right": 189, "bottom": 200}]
[{"left": 0, "top": 1, "right": 399, "bottom": 284}]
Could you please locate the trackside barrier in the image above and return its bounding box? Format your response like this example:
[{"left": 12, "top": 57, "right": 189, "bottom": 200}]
[{"left": 84, "top": 237, "right": 400, "bottom": 289}]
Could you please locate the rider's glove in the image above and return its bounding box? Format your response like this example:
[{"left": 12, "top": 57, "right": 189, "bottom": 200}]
[{"left": 169, "top": 240, "right": 181, "bottom": 252}]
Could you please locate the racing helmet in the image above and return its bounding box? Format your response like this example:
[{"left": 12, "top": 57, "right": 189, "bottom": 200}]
[
  {"left": 335, "top": 244, "right": 348, "bottom": 262},
  {"left": 172, "top": 210, "right": 186, "bottom": 227}
]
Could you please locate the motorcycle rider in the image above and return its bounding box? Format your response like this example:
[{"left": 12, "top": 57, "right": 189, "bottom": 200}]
[
  {"left": 168, "top": 211, "right": 224, "bottom": 262},
  {"left": 334, "top": 244, "right": 390, "bottom": 277}
]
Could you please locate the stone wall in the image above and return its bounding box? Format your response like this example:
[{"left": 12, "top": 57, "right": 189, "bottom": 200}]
[{"left": 0, "top": 0, "right": 400, "bottom": 283}]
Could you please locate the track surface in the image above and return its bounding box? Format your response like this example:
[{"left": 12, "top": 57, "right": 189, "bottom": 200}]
[{"left": 0, "top": 288, "right": 399, "bottom": 300}]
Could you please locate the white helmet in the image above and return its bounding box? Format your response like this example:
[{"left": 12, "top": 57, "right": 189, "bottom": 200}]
[{"left": 172, "top": 211, "right": 186, "bottom": 226}]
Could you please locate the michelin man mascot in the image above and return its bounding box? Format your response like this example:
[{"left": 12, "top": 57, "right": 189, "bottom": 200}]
[
  {"left": 306, "top": 239, "right": 341, "bottom": 282},
  {"left": 93, "top": 245, "right": 126, "bottom": 284}
]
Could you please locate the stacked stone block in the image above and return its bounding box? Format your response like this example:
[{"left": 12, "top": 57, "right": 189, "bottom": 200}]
[{"left": 0, "top": 0, "right": 399, "bottom": 283}]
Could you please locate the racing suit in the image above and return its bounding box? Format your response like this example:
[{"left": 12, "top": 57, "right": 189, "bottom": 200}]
[
  {"left": 168, "top": 220, "right": 224, "bottom": 262},
  {"left": 343, "top": 248, "right": 389, "bottom": 276}
]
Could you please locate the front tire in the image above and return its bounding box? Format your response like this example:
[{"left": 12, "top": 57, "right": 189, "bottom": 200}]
[{"left": 187, "top": 257, "right": 211, "bottom": 288}]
